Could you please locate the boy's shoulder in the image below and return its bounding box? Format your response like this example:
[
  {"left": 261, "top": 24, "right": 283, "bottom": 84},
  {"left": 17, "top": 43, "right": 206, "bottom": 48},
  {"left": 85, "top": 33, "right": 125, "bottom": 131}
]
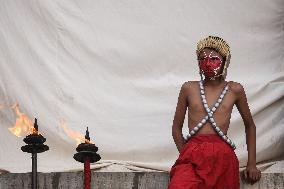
[
  {"left": 180, "top": 81, "right": 199, "bottom": 90},
  {"left": 227, "top": 81, "right": 245, "bottom": 94}
]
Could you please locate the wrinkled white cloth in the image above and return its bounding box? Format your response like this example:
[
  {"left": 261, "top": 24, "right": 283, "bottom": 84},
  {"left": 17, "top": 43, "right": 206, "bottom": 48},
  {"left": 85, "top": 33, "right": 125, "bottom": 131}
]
[{"left": 0, "top": 0, "right": 283, "bottom": 173}]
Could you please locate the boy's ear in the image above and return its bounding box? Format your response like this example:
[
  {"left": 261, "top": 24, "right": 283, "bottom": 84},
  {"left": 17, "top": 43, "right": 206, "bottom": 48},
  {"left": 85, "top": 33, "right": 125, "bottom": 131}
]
[
  {"left": 219, "top": 58, "right": 226, "bottom": 74},
  {"left": 222, "top": 57, "right": 226, "bottom": 63},
  {"left": 196, "top": 50, "right": 200, "bottom": 59}
]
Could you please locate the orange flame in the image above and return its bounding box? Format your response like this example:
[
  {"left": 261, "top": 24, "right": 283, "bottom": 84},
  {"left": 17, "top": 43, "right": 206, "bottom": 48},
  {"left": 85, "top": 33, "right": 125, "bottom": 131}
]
[
  {"left": 8, "top": 103, "right": 35, "bottom": 137},
  {"left": 59, "top": 119, "right": 93, "bottom": 145},
  {"left": 85, "top": 139, "right": 92, "bottom": 144}
]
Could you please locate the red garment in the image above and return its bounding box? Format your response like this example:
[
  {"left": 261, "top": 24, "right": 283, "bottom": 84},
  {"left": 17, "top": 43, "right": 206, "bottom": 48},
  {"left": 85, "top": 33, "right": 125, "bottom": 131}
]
[{"left": 168, "top": 134, "right": 240, "bottom": 189}]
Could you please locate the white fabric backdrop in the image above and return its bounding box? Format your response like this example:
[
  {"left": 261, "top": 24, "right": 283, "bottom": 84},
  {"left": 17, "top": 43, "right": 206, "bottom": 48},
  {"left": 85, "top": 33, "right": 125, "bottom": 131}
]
[{"left": 0, "top": 0, "right": 283, "bottom": 173}]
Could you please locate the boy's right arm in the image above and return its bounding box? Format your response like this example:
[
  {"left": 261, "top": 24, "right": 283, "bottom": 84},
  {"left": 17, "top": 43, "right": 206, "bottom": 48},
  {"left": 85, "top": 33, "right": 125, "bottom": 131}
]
[{"left": 172, "top": 82, "right": 189, "bottom": 153}]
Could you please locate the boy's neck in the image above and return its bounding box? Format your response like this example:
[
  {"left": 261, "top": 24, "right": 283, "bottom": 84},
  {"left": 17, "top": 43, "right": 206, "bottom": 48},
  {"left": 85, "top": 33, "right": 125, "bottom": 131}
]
[{"left": 203, "top": 77, "right": 226, "bottom": 87}]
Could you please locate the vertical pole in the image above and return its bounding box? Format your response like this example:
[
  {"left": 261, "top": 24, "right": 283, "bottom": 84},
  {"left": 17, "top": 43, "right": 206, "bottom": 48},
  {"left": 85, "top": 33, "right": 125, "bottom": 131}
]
[
  {"left": 32, "top": 153, "right": 37, "bottom": 189},
  {"left": 84, "top": 157, "right": 91, "bottom": 189}
]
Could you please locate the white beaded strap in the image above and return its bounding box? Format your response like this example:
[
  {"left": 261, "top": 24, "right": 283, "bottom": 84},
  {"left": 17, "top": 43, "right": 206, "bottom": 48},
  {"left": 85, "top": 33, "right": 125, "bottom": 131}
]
[{"left": 185, "top": 81, "right": 236, "bottom": 150}]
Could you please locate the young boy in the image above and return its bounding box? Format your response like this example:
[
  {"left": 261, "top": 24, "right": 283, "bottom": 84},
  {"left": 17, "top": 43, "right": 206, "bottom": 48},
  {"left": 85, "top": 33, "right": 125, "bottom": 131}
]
[{"left": 168, "top": 36, "right": 261, "bottom": 189}]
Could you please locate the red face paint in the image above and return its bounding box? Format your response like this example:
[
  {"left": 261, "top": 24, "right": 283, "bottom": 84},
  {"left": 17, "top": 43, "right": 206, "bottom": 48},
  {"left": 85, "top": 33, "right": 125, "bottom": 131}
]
[{"left": 198, "top": 51, "right": 223, "bottom": 78}]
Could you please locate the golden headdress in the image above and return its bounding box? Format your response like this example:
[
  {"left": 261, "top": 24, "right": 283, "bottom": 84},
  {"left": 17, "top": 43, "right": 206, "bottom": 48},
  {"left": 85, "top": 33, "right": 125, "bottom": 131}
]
[{"left": 196, "top": 36, "right": 231, "bottom": 79}]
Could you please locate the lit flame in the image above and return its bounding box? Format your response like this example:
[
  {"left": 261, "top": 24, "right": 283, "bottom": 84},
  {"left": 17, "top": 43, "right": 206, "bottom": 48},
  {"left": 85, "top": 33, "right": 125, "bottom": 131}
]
[
  {"left": 32, "top": 127, "right": 38, "bottom": 135},
  {"left": 8, "top": 103, "right": 35, "bottom": 137},
  {"left": 59, "top": 119, "right": 93, "bottom": 145},
  {"left": 85, "top": 139, "right": 92, "bottom": 144}
]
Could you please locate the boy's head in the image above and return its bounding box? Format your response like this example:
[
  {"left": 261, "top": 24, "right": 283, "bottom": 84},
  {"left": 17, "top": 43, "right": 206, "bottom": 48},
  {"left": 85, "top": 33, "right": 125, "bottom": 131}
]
[{"left": 196, "top": 36, "right": 231, "bottom": 80}]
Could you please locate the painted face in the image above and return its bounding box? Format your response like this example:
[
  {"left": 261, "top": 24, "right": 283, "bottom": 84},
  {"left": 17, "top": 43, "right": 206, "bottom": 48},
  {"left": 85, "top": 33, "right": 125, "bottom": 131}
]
[{"left": 198, "top": 50, "right": 223, "bottom": 78}]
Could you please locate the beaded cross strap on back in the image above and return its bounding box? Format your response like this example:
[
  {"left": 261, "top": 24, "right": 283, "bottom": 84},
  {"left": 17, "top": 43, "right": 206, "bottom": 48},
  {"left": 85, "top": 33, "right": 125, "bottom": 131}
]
[{"left": 185, "top": 80, "right": 236, "bottom": 150}]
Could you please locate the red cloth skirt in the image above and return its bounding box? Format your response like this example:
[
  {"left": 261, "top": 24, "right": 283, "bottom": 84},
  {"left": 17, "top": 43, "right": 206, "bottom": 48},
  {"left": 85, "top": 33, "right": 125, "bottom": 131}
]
[{"left": 168, "top": 134, "right": 240, "bottom": 189}]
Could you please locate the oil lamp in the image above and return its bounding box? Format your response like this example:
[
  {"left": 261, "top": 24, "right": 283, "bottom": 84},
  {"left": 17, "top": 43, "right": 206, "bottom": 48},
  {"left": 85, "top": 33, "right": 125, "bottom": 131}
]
[
  {"left": 73, "top": 127, "right": 101, "bottom": 189},
  {"left": 21, "top": 118, "right": 49, "bottom": 189}
]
